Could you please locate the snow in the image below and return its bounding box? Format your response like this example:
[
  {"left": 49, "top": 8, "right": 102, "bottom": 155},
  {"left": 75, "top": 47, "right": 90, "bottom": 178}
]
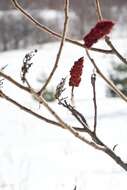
[{"left": 0, "top": 39, "right": 127, "bottom": 189}]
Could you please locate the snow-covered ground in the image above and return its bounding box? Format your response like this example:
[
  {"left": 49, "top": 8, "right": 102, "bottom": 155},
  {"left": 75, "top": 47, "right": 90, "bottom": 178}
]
[{"left": 0, "top": 39, "right": 127, "bottom": 190}]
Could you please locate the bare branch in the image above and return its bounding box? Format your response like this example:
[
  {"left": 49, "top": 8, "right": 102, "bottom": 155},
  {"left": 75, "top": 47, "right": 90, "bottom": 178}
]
[
  {"left": 32, "top": 92, "right": 105, "bottom": 150},
  {"left": 86, "top": 49, "right": 127, "bottom": 103},
  {"left": 5, "top": 0, "right": 127, "bottom": 173},
  {"left": 104, "top": 147, "right": 127, "bottom": 171},
  {"left": 95, "top": 0, "right": 127, "bottom": 66},
  {"left": 0, "top": 71, "right": 30, "bottom": 93},
  {"left": 0, "top": 71, "right": 99, "bottom": 134},
  {"left": 10, "top": 0, "right": 112, "bottom": 55},
  {"left": 91, "top": 73, "right": 97, "bottom": 133},
  {"left": 0, "top": 90, "right": 61, "bottom": 126},
  {"left": 58, "top": 99, "right": 127, "bottom": 171},
  {"left": 0, "top": 88, "right": 104, "bottom": 151},
  {"left": 95, "top": 0, "right": 103, "bottom": 20},
  {"left": 105, "top": 36, "right": 127, "bottom": 66},
  {"left": 38, "top": 0, "right": 69, "bottom": 95},
  {"left": 59, "top": 100, "right": 89, "bottom": 131},
  {"left": 1, "top": 72, "right": 127, "bottom": 171}
]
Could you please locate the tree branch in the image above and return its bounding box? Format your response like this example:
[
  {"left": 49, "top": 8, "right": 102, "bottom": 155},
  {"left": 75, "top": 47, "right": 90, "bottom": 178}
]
[
  {"left": 10, "top": 0, "right": 112, "bottom": 55},
  {"left": 91, "top": 73, "right": 97, "bottom": 133},
  {"left": 0, "top": 71, "right": 30, "bottom": 93},
  {"left": 58, "top": 99, "right": 127, "bottom": 171},
  {"left": 38, "top": 0, "right": 69, "bottom": 95},
  {"left": 105, "top": 36, "right": 127, "bottom": 66},
  {"left": 0, "top": 89, "right": 104, "bottom": 151},
  {"left": 95, "top": 0, "right": 127, "bottom": 66},
  {"left": 1, "top": 72, "right": 127, "bottom": 171},
  {"left": 95, "top": 0, "right": 103, "bottom": 20},
  {"left": 86, "top": 49, "right": 127, "bottom": 103},
  {"left": 3, "top": 0, "right": 127, "bottom": 173},
  {"left": 0, "top": 90, "right": 61, "bottom": 127}
]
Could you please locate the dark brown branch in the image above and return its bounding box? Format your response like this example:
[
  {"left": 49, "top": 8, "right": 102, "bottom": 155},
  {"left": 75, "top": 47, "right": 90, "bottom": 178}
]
[
  {"left": 59, "top": 100, "right": 89, "bottom": 132},
  {"left": 59, "top": 99, "right": 127, "bottom": 171},
  {"left": 104, "top": 147, "right": 127, "bottom": 171},
  {"left": 91, "top": 73, "right": 97, "bottom": 133}
]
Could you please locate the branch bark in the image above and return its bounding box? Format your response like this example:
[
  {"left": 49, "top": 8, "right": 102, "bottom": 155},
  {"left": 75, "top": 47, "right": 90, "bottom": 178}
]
[
  {"left": 1, "top": 0, "right": 126, "bottom": 173},
  {"left": 86, "top": 49, "right": 127, "bottom": 103},
  {"left": 0, "top": 89, "right": 104, "bottom": 151},
  {"left": 11, "top": 0, "right": 112, "bottom": 55},
  {"left": 38, "top": 0, "right": 69, "bottom": 95},
  {"left": 91, "top": 73, "right": 97, "bottom": 133},
  {"left": 0, "top": 73, "right": 127, "bottom": 171}
]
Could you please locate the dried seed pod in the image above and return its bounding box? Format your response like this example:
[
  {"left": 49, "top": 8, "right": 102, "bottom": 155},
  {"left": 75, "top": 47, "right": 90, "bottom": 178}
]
[
  {"left": 55, "top": 77, "right": 66, "bottom": 99},
  {"left": 83, "top": 20, "right": 115, "bottom": 48},
  {"left": 69, "top": 57, "right": 84, "bottom": 87},
  {"left": 21, "top": 49, "right": 37, "bottom": 83}
]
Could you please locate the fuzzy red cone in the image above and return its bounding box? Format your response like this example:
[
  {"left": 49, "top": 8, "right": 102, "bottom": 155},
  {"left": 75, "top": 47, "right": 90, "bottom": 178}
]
[
  {"left": 83, "top": 20, "right": 115, "bottom": 48},
  {"left": 69, "top": 57, "right": 84, "bottom": 87}
]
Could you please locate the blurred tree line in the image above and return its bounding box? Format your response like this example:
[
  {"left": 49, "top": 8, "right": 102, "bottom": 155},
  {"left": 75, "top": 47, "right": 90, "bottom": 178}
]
[
  {"left": 0, "top": 0, "right": 127, "bottom": 51},
  {"left": 0, "top": 0, "right": 127, "bottom": 10}
]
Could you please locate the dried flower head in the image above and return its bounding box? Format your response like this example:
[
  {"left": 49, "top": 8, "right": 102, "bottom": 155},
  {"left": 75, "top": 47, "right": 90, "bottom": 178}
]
[
  {"left": 69, "top": 57, "right": 84, "bottom": 87},
  {"left": 55, "top": 77, "right": 66, "bottom": 100},
  {"left": 21, "top": 49, "right": 37, "bottom": 83},
  {"left": 83, "top": 20, "right": 115, "bottom": 48}
]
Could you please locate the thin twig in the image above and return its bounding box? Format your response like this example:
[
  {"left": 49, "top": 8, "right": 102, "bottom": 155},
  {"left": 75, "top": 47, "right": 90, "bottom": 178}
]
[
  {"left": 105, "top": 36, "right": 127, "bottom": 66},
  {"left": 0, "top": 72, "right": 93, "bottom": 132},
  {"left": 0, "top": 89, "right": 104, "bottom": 151},
  {"left": 38, "top": 0, "right": 69, "bottom": 95},
  {"left": 0, "top": 72, "right": 89, "bottom": 133},
  {"left": 71, "top": 86, "right": 74, "bottom": 105},
  {"left": 10, "top": 0, "right": 113, "bottom": 55},
  {"left": 32, "top": 90, "right": 105, "bottom": 150},
  {"left": 59, "top": 100, "right": 103, "bottom": 145},
  {"left": 59, "top": 99, "right": 127, "bottom": 171},
  {"left": 0, "top": 71, "right": 31, "bottom": 93},
  {"left": 4, "top": 0, "right": 127, "bottom": 172},
  {"left": 91, "top": 73, "right": 97, "bottom": 133},
  {"left": 60, "top": 100, "right": 89, "bottom": 131},
  {"left": 86, "top": 49, "right": 127, "bottom": 102},
  {"left": 0, "top": 90, "right": 61, "bottom": 126},
  {"left": 95, "top": 0, "right": 103, "bottom": 20},
  {"left": 1, "top": 74, "right": 127, "bottom": 171},
  {"left": 95, "top": 0, "right": 127, "bottom": 66}
]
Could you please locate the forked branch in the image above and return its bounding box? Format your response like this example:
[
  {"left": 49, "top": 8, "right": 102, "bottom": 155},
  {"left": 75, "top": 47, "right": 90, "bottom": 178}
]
[
  {"left": 11, "top": 0, "right": 113, "bottom": 54},
  {"left": 95, "top": 0, "right": 127, "bottom": 66}
]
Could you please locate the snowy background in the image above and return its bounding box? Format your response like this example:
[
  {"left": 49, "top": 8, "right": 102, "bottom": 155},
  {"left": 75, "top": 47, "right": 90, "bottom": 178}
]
[{"left": 0, "top": 38, "right": 127, "bottom": 190}]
